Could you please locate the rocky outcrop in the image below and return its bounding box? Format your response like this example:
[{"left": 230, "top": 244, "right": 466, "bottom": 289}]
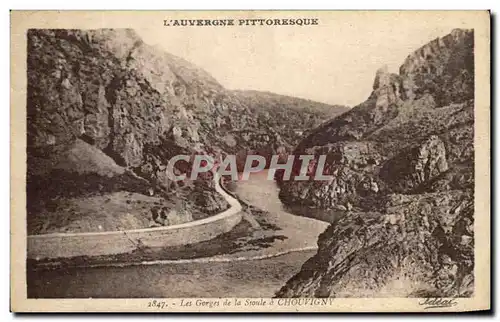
[
  {"left": 277, "top": 29, "right": 474, "bottom": 297},
  {"left": 277, "top": 190, "right": 474, "bottom": 298},
  {"left": 380, "top": 135, "right": 449, "bottom": 192}
]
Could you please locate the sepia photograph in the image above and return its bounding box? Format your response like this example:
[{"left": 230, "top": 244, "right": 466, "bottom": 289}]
[{"left": 10, "top": 10, "right": 490, "bottom": 312}]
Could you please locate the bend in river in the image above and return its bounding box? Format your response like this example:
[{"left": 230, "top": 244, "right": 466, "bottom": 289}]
[{"left": 28, "top": 170, "right": 328, "bottom": 298}]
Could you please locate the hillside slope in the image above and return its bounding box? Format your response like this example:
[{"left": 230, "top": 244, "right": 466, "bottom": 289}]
[
  {"left": 277, "top": 29, "right": 475, "bottom": 297},
  {"left": 26, "top": 29, "right": 347, "bottom": 233}
]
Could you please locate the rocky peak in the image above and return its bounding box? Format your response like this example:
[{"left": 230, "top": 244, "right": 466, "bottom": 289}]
[
  {"left": 400, "top": 28, "right": 473, "bottom": 76},
  {"left": 372, "top": 65, "right": 405, "bottom": 109},
  {"left": 372, "top": 65, "right": 393, "bottom": 90},
  {"left": 371, "top": 29, "right": 474, "bottom": 109}
]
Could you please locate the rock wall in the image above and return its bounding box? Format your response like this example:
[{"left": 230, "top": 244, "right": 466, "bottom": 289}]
[
  {"left": 280, "top": 29, "right": 473, "bottom": 211},
  {"left": 277, "top": 190, "right": 473, "bottom": 298},
  {"left": 277, "top": 29, "right": 475, "bottom": 298}
]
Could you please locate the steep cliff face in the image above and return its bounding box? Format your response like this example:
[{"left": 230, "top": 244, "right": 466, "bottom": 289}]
[
  {"left": 400, "top": 28, "right": 474, "bottom": 107},
  {"left": 27, "top": 29, "right": 346, "bottom": 234},
  {"left": 277, "top": 29, "right": 474, "bottom": 297}
]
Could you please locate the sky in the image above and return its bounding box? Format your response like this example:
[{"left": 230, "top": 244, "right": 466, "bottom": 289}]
[{"left": 135, "top": 12, "right": 475, "bottom": 107}]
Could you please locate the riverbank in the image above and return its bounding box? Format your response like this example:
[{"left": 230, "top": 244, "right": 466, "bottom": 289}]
[
  {"left": 27, "top": 205, "right": 279, "bottom": 269},
  {"left": 28, "top": 250, "right": 317, "bottom": 298},
  {"left": 231, "top": 170, "right": 329, "bottom": 256},
  {"left": 28, "top": 170, "right": 330, "bottom": 298},
  {"left": 29, "top": 170, "right": 328, "bottom": 268},
  {"left": 27, "top": 173, "right": 242, "bottom": 260}
]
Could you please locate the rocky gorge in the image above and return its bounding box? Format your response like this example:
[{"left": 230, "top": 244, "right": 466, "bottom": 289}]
[
  {"left": 26, "top": 26, "right": 476, "bottom": 299},
  {"left": 276, "top": 29, "right": 475, "bottom": 297},
  {"left": 26, "top": 29, "right": 347, "bottom": 234}
]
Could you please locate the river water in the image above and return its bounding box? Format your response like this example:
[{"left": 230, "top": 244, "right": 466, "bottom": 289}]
[{"left": 28, "top": 170, "right": 328, "bottom": 298}]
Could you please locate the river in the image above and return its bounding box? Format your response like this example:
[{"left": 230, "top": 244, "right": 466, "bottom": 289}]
[{"left": 27, "top": 170, "right": 328, "bottom": 298}]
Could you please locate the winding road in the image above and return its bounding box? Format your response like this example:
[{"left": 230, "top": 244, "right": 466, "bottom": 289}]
[{"left": 28, "top": 170, "right": 328, "bottom": 298}]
